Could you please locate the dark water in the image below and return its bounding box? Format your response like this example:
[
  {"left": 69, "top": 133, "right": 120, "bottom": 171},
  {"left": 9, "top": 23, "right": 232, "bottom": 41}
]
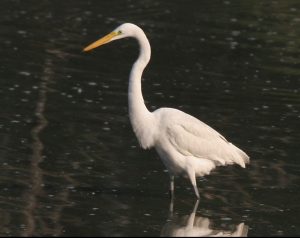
[{"left": 0, "top": 0, "right": 299, "bottom": 236}]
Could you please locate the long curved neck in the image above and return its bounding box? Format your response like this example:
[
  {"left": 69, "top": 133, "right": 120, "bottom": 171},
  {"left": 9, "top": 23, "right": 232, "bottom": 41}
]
[
  {"left": 128, "top": 27, "right": 154, "bottom": 148},
  {"left": 128, "top": 28, "right": 152, "bottom": 124}
]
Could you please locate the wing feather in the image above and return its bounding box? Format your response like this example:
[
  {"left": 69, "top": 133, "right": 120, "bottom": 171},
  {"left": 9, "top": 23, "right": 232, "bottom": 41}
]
[{"left": 160, "top": 109, "right": 249, "bottom": 167}]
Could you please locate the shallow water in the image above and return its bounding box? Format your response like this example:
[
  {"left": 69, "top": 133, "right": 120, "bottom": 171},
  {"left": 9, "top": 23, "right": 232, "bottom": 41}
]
[{"left": 0, "top": 0, "right": 299, "bottom": 236}]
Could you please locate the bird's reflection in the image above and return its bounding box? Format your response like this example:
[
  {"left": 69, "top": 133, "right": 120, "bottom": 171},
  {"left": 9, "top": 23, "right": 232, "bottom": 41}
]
[{"left": 161, "top": 200, "right": 248, "bottom": 237}]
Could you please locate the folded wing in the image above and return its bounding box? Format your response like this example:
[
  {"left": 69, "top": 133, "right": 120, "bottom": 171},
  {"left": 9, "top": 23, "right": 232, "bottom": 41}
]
[{"left": 165, "top": 110, "right": 249, "bottom": 168}]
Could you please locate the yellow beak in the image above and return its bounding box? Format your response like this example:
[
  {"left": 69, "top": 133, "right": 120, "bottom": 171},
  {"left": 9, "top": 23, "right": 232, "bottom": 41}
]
[{"left": 83, "top": 31, "right": 118, "bottom": 52}]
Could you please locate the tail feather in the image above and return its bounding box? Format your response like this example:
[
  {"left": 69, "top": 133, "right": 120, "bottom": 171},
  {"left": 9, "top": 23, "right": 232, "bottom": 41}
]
[{"left": 228, "top": 143, "right": 250, "bottom": 168}]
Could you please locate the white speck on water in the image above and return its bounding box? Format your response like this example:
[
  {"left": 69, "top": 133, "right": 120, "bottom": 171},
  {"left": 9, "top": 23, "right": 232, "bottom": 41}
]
[
  {"left": 85, "top": 99, "right": 93, "bottom": 103},
  {"left": 293, "top": 18, "right": 300, "bottom": 22},
  {"left": 230, "top": 41, "right": 238, "bottom": 49},
  {"left": 262, "top": 105, "right": 269, "bottom": 109},
  {"left": 88, "top": 82, "right": 97, "bottom": 86},
  {"left": 19, "top": 71, "right": 31, "bottom": 76},
  {"left": 248, "top": 37, "right": 256, "bottom": 41},
  {"left": 221, "top": 217, "right": 232, "bottom": 221},
  {"left": 17, "top": 30, "right": 27, "bottom": 35}
]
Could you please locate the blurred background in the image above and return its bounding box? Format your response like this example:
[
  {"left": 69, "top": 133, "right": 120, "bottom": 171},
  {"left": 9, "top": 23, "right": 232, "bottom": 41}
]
[{"left": 0, "top": 0, "right": 299, "bottom": 236}]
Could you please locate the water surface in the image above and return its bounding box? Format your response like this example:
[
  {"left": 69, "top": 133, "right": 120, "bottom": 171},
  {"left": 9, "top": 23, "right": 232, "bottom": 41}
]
[{"left": 0, "top": 0, "right": 299, "bottom": 236}]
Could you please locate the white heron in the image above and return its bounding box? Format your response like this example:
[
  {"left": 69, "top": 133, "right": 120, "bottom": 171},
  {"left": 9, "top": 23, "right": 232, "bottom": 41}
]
[{"left": 83, "top": 23, "right": 249, "bottom": 198}]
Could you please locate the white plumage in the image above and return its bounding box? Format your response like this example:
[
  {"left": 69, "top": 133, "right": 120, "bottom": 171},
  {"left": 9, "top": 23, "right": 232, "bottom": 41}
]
[{"left": 84, "top": 23, "right": 249, "bottom": 198}]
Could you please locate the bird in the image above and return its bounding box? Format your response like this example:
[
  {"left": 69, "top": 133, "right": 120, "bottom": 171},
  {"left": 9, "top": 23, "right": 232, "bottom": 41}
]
[{"left": 83, "top": 23, "right": 250, "bottom": 199}]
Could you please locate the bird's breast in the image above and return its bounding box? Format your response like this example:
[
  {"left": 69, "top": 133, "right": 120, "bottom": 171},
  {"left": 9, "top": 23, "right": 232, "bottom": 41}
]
[{"left": 154, "top": 141, "right": 187, "bottom": 176}]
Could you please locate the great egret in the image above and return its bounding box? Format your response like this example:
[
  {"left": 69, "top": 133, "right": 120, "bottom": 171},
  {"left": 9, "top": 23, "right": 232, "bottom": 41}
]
[{"left": 83, "top": 23, "right": 249, "bottom": 198}]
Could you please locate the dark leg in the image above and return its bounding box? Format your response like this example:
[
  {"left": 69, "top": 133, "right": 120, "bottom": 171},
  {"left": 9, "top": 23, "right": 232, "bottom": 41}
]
[{"left": 169, "top": 175, "right": 175, "bottom": 199}]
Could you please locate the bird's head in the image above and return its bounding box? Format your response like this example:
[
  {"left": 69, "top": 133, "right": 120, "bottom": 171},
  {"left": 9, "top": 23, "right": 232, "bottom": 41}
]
[{"left": 83, "top": 23, "right": 138, "bottom": 52}]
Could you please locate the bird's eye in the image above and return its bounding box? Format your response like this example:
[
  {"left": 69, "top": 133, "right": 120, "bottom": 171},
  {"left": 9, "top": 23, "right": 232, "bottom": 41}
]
[{"left": 118, "top": 30, "right": 122, "bottom": 34}]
